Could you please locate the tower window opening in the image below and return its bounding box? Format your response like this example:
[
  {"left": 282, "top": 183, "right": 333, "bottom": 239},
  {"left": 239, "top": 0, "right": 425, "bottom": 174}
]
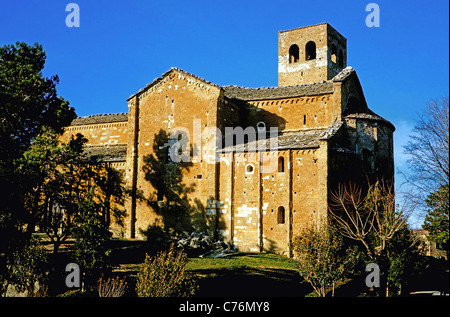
[
  {"left": 278, "top": 156, "right": 285, "bottom": 173},
  {"left": 289, "top": 44, "right": 299, "bottom": 63},
  {"left": 305, "top": 41, "right": 316, "bottom": 60},
  {"left": 277, "top": 206, "right": 285, "bottom": 224},
  {"left": 331, "top": 44, "right": 337, "bottom": 63}
]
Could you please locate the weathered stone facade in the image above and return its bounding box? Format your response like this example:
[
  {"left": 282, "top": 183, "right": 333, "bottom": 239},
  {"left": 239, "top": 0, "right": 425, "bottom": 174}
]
[{"left": 61, "top": 23, "right": 394, "bottom": 254}]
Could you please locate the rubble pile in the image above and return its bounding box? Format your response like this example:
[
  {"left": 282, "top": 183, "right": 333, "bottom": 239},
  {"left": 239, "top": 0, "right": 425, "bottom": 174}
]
[{"left": 175, "top": 231, "right": 237, "bottom": 258}]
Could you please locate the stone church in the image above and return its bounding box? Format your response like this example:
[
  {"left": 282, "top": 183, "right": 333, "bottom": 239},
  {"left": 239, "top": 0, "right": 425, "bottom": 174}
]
[{"left": 61, "top": 23, "right": 395, "bottom": 254}]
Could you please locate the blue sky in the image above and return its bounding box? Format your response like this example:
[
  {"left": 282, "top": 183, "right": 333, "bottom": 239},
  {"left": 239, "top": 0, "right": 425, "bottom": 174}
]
[{"left": 1, "top": 0, "right": 449, "bottom": 226}]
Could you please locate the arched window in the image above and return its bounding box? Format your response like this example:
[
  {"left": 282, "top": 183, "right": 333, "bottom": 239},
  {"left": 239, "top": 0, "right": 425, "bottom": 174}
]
[
  {"left": 305, "top": 41, "right": 316, "bottom": 60},
  {"left": 289, "top": 44, "right": 299, "bottom": 63},
  {"left": 277, "top": 206, "right": 285, "bottom": 224},
  {"left": 278, "top": 156, "right": 285, "bottom": 173},
  {"left": 331, "top": 44, "right": 337, "bottom": 63},
  {"left": 338, "top": 50, "right": 344, "bottom": 68}
]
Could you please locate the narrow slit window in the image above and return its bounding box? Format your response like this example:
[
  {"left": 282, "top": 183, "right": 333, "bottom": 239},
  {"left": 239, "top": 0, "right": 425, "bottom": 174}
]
[
  {"left": 278, "top": 156, "right": 285, "bottom": 173},
  {"left": 277, "top": 206, "right": 285, "bottom": 224}
]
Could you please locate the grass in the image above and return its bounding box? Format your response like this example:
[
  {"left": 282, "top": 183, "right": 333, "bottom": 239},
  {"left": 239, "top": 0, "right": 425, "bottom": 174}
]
[
  {"left": 185, "top": 252, "right": 312, "bottom": 297},
  {"left": 186, "top": 252, "right": 367, "bottom": 297},
  {"left": 186, "top": 252, "right": 299, "bottom": 272}
]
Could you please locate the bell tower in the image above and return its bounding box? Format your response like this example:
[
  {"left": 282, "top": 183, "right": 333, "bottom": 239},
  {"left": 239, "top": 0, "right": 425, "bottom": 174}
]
[{"left": 278, "top": 23, "right": 347, "bottom": 86}]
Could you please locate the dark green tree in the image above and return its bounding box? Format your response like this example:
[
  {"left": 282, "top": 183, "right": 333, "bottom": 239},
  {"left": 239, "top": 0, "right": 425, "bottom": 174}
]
[
  {"left": 70, "top": 188, "right": 112, "bottom": 291},
  {"left": 18, "top": 125, "right": 127, "bottom": 253},
  {"left": 19, "top": 128, "right": 87, "bottom": 238},
  {"left": 0, "top": 42, "right": 75, "bottom": 292},
  {"left": 423, "top": 184, "right": 449, "bottom": 256},
  {"left": 383, "top": 226, "right": 425, "bottom": 296}
]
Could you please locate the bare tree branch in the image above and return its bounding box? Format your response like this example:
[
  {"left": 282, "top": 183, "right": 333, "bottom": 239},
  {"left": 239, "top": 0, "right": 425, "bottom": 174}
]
[
  {"left": 329, "top": 181, "right": 412, "bottom": 261},
  {"left": 403, "top": 97, "right": 449, "bottom": 198}
]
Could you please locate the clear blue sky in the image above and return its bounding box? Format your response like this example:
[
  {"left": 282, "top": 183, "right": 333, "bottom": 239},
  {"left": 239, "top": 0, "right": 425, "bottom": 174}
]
[{"left": 1, "top": 0, "right": 449, "bottom": 226}]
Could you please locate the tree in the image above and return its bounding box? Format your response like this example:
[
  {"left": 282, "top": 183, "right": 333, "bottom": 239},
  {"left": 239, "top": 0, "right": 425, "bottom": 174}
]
[
  {"left": 70, "top": 188, "right": 112, "bottom": 291},
  {"left": 19, "top": 128, "right": 87, "bottom": 239},
  {"left": 0, "top": 42, "right": 75, "bottom": 219},
  {"left": 292, "top": 226, "right": 359, "bottom": 297},
  {"left": 329, "top": 181, "right": 409, "bottom": 261},
  {"left": 423, "top": 184, "right": 449, "bottom": 256},
  {"left": 0, "top": 41, "right": 75, "bottom": 291},
  {"left": 403, "top": 97, "right": 449, "bottom": 204},
  {"left": 384, "top": 226, "right": 425, "bottom": 296},
  {"left": 403, "top": 97, "right": 449, "bottom": 260},
  {"left": 18, "top": 126, "right": 127, "bottom": 253},
  {"left": 0, "top": 42, "right": 75, "bottom": 158},
  {"left": 329, "top": 181, "right": 424, "bottom": 296}
]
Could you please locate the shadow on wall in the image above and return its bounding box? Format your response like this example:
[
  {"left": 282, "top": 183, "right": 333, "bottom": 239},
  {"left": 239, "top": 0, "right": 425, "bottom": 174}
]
[{"left": 140, "top": 129, "right": 226, "bottom": 241}]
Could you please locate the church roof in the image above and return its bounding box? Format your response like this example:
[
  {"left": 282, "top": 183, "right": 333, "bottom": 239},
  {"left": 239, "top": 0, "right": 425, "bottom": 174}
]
[
  {"left": 79, "top": 144, "right": 127, "bottom": 163},
  {"left": 70, "top": 113, "right": 128, "bottom": 126},
  {"left": 219, "top": 121, "right": 343, "bottom": 153},
  {"left": 127, "top": 67, "right": 359, "bottom": 104},
  {"left": 222, "top": 81, "right": 334, "bottom": 101}
]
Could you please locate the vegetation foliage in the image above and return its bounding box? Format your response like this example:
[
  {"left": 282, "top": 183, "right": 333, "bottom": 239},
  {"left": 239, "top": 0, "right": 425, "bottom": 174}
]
[
  {"left": 292, "top": 227, "right": 359, "bottom": 297},
  {"left": 136, "top": 244, "right": 198, "bottom": 297}
]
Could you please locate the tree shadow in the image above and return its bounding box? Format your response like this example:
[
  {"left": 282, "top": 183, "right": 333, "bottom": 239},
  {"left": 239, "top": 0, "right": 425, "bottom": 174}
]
[
  {"left": 191, "top": 267, "right": 312, "bottom": 297},
  {"left": 140, "top": 129, "right": 227, "bottom": 243}
]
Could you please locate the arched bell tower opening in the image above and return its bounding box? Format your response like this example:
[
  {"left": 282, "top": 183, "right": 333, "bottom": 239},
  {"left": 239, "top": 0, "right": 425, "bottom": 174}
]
[
  {"left": 289, "top": 44, "right": 299, "bottom": 63},
  {"left": 305, "top": 41, "right": 316, "bottom": 60}
]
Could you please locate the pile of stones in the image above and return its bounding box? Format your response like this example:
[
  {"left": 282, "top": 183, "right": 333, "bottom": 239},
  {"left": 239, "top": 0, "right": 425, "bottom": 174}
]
[{"left": 175, "top": 231, "right": 237, "bottom": 258}]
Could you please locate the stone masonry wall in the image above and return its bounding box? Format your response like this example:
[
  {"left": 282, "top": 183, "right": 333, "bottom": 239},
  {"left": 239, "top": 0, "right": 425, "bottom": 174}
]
[
  {"left": 124, "top": 69, "right": 224, "bottom": 238},
  {"left": 61, "top": 121, "right": 128, "bottom": 146}
]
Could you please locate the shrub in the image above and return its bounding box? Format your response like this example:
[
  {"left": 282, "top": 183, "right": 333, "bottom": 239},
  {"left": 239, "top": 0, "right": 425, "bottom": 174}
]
[
  {"left": 7, "top": 238, "right": 49, "bottom": 296},
  {"left": 98, "top": 275, "right": 127, "bottom": 297},
  {"left": 135, "top": 244, "right": 197, "bottom": 297},
  {"left": 292, "top": 227, "right": 358, "bottom": 297}
]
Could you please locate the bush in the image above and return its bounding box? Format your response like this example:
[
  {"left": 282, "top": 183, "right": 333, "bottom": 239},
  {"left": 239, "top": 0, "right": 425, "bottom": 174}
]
[
  {"left": 292, "top": 227, "right": 358, "bottom": 297},
  {"left": 98, "top": 275, "right": 127, "bottom": 297},
  {"left": 7, "top": 238, "right": 49, "bottom": 296},
  {"left": 135, "top": 244, "right": 197, "bottom": 297}
]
